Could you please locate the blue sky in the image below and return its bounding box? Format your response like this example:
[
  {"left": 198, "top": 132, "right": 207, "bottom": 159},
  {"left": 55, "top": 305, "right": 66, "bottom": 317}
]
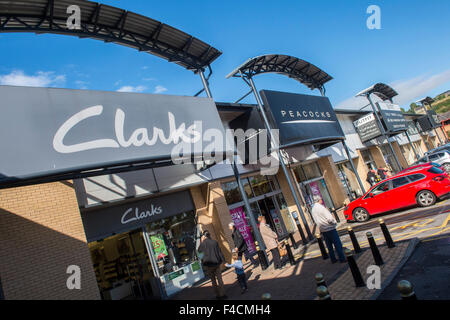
[{"left": 0, "top": 0, "right": 449, "bottom": 109}]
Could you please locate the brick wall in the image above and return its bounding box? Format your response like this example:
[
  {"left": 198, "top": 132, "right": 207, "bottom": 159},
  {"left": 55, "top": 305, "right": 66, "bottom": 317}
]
[{"left": 0, "top": 181, "right": 100, "bottom": 300}]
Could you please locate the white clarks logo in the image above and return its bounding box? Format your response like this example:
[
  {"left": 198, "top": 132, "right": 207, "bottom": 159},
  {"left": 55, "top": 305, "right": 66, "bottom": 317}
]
[
  {"left": 121, "top": 205, "right": 163, "bottom": 224},
  {"left": 53, "top": 105, "right": 202, "bottom": 153}
]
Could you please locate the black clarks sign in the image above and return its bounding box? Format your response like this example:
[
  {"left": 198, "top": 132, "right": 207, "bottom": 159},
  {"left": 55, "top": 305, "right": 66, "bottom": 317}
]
[
  {"left": 353, "top": 113, "right": 383, "bottom": 142},
  {"left": 259, "top": 90, "right": 345, "bottom": 149},
  {"left": 377, "top": 102, "right": 408, "bottom": 133},
  {"left": 81, "top": 190, "right": 195, "bottom": 241},
  {"left": 0, "top": 86, "right": 229, "bottom": 187}
]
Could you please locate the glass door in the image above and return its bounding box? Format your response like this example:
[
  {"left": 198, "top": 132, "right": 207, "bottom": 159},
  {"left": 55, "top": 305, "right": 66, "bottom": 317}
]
[{"left": 88, "top": 228, "right": 157, "bottom": 300}]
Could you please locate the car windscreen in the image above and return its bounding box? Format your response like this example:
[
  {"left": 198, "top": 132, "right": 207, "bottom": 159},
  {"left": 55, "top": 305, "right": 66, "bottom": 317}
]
[{"left": 428, "top": 167, "right": 444, "bottom": 174}]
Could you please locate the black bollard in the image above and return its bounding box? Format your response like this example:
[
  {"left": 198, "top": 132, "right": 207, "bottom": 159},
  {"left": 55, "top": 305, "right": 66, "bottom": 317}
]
[
  {"left": 293, "top": 215, "right": 308, "bottom": 245},
  {"left": 366, "top": 232, "right": 384, "bottom": 265},
  {"left": 344, "top": 248, "right": 365, "bottom": 287},
  {"left": 379, "top": 219, "right": 395, "bottom": 248},
  {"left": 284, "top": 239, "right": 297, "bottom": 265},
  {"left": 397, "top": 280, "right": 417, "bottom": 300},
  {"left": 316, "top": 285, "right": 332, "bottom": 300},
  {"left": 288, "top": 233, "right": 298, "bottom": 249},
  {"left": 347, "top": 227, "right": 362, "bottom": 253},
  {"left": 255, "top": 241, "right": 269, "bottom": 270},
  {"left": 331, "top": 207, "right": 340, "bottom": 223},
  {"left": 315, "top": 273, "right": 327, "bottom": 288},
  {"left": 316, "top": 233, "right": 329, "bottom": 260}
]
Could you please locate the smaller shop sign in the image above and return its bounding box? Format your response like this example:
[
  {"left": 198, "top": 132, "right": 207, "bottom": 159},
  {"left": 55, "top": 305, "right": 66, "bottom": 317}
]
[
  {"left": 150, "top": 234, "right": 168, "bottom": 260},
  {"left": 191, "top": 260, "right": 201, "bottom": 272},
  {"left": 166, "top": 269, "right": 184, "bottom": 281}
]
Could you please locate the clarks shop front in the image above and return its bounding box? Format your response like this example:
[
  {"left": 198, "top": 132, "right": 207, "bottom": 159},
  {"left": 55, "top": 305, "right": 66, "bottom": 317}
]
[{"left": 81, "top": 190, "right": 203, "bottom": 300}]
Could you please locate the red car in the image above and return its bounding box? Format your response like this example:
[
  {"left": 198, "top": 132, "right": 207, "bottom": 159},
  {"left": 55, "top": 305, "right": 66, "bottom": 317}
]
[{"left": 344, "top": 165, "right": 450, "bottom": 222}]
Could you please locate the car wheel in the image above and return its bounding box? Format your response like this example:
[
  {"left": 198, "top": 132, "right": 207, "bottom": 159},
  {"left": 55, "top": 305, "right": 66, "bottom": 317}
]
[
  {"left": 353, "top": 207, "right": 370, "bottom": 222},
  {"left": 416, "top": 190, "right": 436, "bottom": 207}
]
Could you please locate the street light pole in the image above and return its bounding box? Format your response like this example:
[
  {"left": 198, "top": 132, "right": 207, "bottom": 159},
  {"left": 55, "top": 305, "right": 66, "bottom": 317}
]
[
  {"left": 198, "top": 69, "right": 269, "bottom": 257},
  {"left": 247, "top": 76, "right": 313, "bottom": 242}
]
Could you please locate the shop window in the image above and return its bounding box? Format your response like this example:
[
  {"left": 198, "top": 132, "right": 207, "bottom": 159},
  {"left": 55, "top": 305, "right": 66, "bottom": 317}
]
[
  {"left": 380, "top": 144, "right": 401, "bottom": 173},
  {"left": 337, "top": 162, "right": 362, "bottom": 200},
  {"left": 361, "top": 149, "right": 377, "bottom": 171},
  {"left": 293, "top": 162, "right": 321, "bottom": 183},
  {"left": 222, "top": 181, "right": 243, "bottom": 205},
  {"left": 146, "top": 210, "right": 198, "bottom": 277},
  {"left": 249, "top": 175, "right": 272, "bottom": 196}
]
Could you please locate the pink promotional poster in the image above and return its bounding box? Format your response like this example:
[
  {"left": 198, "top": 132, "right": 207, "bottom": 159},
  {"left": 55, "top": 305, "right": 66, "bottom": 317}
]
[{"left": 229, "top": 207, "right": 256, "bottom": 253}]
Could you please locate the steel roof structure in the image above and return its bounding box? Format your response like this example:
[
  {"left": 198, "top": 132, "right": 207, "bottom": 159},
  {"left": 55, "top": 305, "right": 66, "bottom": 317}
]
[
  {"left": 417, "top": 96, "right": 434, "bottom": 106},
  {"left": 0, "top": 0, "right": 221, "bottom": 71},
  {"left": 226, "top": 54, "right": 333, "bottom": 91},
  {"left": 355, "top": 82, "right": 398, "bottom": 101}
]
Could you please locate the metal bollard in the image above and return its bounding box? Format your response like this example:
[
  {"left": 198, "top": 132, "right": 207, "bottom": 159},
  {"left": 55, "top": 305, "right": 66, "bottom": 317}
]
[
  {"left": 397, "top": 280, "right": 417, "bottom": 300},
  {"left": 316, "top": 233, "right": 329, "bottom": 260},
  {"left": 366, "top": 232, "right": 384, "bottom": 265},
  {"left": 261, "top": 293, "right": 272, "bottom": 300},
  {"left": 331, "top": 207, "right": 340, "bottom": 223},
  {"left": 315, "top": 273, "right": 327, "bottom": 288},
  {"left": 347, "top": 227, "right": 362, "bottom": 253},
  {"left": 344, "top": 248, "right": 365, "bottom": 287},
  {"left": 255, "top": 241, "right": 269, "bottom": 270},
  {"left": 379, "top": 219, "right": 395, "bottom": 248},
  {"left": 284, "top": 239, "right": 297, "bottom": 265},
  {"left": 316, "top": 285, "right": 332, "bottom": 300},
  {"left": 288, "top": 233, "right": 298, "bottom": 249}
]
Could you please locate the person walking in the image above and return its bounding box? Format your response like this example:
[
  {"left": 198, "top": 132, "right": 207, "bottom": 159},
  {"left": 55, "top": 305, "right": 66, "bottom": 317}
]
[
  {"left": 197, "top": 230, "right": 227, "bottom": 299},
  {"left": 258, "top": 216, "right": 283, "bottom": 270},
  {"left": 228, "top": 222, "right": 259, "bottom": 267},
  {"left": 366, "top": 169, "right": 378, "bottom": 187},
  {"left": 225, "top": 250, "right": 248, "bottom": 294},
  {"left": 311, "top": 199, "right": 346, "bottom": 263}
]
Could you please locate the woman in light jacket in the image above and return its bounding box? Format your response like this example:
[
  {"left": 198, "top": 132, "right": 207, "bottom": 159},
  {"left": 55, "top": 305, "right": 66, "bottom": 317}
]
[{"left": 258, "top": 216, "right": 282, "bottom": 270}]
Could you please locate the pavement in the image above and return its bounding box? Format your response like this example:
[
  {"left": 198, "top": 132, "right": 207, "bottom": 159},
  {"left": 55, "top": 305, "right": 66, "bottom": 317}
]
[
  {"left": 172, "top": 200, "right": 450, "bottom": 300},
  {"left": 377, "top": 235, "right": 450, "bottom": 300}
]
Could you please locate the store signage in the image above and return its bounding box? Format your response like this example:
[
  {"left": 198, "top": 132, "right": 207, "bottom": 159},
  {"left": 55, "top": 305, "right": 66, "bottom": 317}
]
[
  {"left": 415, "top": 110, "right": 441, "bottom": 133},
  {"left": 121, "top": 204, "right": 163, "bottom": 224},
  {"left": 229, "top": 207, "right": 256, "bottom": 253},
  {"left": 81, "top": 190, "right": 195, "bottom": 241},
  {"left": 0, "top": 86, "right": 228, "bottom": 187},
  {"left": 427, "top": 110, "right": 441, "bottom": 128},
  {"left": 259, "top": 90, "right": 345, "bottom": 149},
  {"left": 377, "top": 102, "right": 408, "bottom": 133},
  {"left": 407, "top": 121, "right": 419, "bottom": 136},
  {"left": 353, "top": 113, "right": 383, "bottom": 142}
]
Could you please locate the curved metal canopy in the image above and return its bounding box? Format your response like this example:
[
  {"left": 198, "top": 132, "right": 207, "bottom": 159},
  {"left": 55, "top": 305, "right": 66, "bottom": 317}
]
[
  {"left": 226, "top": 54, "right": 333, "bottom": 91},
  {"left": 355, "top": 82, "right": 398, "bottom": 101},
  {"left": 417, "top": 96, "right": 434, "bottom": 106},
  {"left": 0, "top": 0, "right": 221, "bottom": 71}
]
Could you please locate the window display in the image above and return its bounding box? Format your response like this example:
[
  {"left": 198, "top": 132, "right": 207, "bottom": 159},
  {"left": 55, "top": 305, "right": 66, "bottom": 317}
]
[{"left": 146, "top": 210, "right": 199, "bottom": 277}]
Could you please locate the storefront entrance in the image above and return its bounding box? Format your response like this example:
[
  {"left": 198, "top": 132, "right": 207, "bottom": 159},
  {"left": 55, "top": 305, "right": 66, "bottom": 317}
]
[
  {"left": 82, "top": 190, "right": 204, "bottom": 300},
  {"left": 89, "top": 229, "right": 157, "bottom": 300},
  {"left": 222, "top": 175, "right": 293, "bottom": 249}
]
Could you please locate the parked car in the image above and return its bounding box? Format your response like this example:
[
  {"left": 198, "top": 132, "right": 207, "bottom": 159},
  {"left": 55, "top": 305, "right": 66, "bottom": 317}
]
[
  {"left": 425, "top": 143, "right": 450, "bottom": 155},
  {"left": 344, "top": 165, "right": 450, "bottom": 222},
  {"left": 414, "top": 150, "right": 450, "bottom": 173},
  {"left": 398, "top": 162, "right": 442, "bottom": 174}
]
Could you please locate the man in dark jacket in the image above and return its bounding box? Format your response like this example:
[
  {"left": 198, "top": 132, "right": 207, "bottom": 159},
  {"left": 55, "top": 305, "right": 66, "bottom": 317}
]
[
  {"left": 229, "top": 222, "right": 258, "bottom": 266},
  {"left": 377, "top": 167, "right": 389, "bottom": 180},
  {"left": 366, "top": 169, "right": 378, "bottom": 186},
  {"left": 197, "top": 230, "right": 227, "bottom": 299}
]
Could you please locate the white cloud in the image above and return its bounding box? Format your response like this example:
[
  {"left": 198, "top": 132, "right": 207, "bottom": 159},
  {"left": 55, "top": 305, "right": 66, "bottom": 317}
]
[
  {"left": 117, "top": 85, "right": 146, "bottom": 93},
  {"left": 336, "top": 69, "right": 450, "bottom": 110},
  {"left": 0, "top": 70, "right": 66, "bottom": 87},
  {"left": 154, "top": 85, "right": 167, "bottom": 94},
  {"left": 75, "top": 80, "right": 88, "bottom": 90}
]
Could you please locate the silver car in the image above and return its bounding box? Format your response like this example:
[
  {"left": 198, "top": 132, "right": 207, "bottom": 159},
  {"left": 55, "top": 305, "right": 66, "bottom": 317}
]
[{"left": 416, "top": 150, "right": 450, "bottom": 173}]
